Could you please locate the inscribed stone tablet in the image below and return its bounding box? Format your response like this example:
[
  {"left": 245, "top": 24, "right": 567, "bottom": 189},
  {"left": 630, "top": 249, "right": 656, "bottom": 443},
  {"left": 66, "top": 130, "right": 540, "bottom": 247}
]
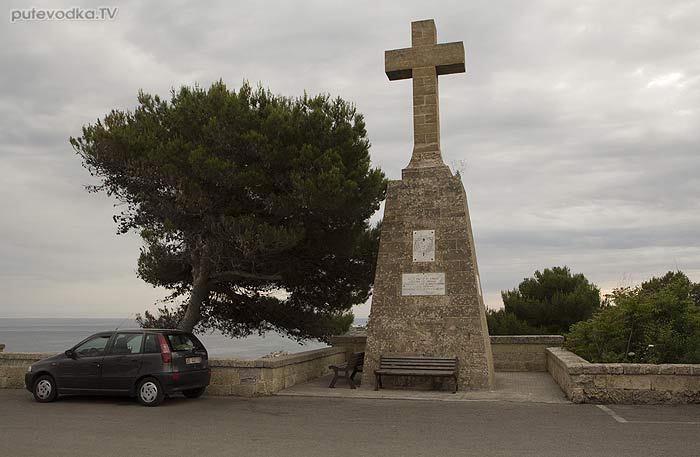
[
  {"left": 402, "top": 272, "right": 445, "bottom": 296},
  {"left": 412, "top": 230, "right": 435, "bottom": 262}
]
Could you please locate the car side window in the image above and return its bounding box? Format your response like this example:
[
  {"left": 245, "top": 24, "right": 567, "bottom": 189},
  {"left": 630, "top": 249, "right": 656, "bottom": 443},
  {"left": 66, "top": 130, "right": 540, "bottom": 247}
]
[
  {"left": 74, "top": 335, "right": 111, "bottom": 358},
  {"left": 143, "top": 334, "right": 160, "bottom": 354},
  {"left": 111, "top": 333, "right": 144, "bottom": 355}
]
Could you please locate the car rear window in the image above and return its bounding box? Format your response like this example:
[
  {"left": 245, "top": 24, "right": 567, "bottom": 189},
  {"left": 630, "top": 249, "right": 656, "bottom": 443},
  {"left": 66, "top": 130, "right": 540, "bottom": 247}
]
[{"left": 167, "top": 333, "right": 203, "bottom": 352}]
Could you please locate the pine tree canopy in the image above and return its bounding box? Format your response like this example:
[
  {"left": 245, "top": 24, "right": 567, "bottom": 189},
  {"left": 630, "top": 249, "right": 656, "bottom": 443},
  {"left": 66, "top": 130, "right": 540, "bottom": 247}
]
[{"left": 71, "top": 81, "right": 386, "bottom": 341}]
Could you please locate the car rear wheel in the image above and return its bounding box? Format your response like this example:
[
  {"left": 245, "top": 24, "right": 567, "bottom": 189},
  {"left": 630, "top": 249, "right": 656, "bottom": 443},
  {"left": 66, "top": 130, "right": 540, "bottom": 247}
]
[
  {"left": 137, "top": 377, "right": 164, "bottom": 407},
  {"left": 183, "top": 387, "right": 206, "bottom": 399},
  {"left": 33, "top": 375, "right": 57, "bottom": 403}
]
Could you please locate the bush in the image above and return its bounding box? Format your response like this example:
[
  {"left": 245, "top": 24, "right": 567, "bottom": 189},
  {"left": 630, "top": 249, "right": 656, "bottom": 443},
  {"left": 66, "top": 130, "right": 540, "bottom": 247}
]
[
  {"left": 566, "top": 271, "right": 700, "bottom": 363},
  {"left": 498, "top": 266, "right": 601, "bottom": 335},
  {"left": 486, "top": 309, "right": 544, "bottom": 335}
]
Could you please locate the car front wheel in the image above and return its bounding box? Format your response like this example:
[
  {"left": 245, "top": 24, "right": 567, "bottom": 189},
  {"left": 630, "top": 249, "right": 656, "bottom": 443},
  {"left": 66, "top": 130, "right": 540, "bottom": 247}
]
[
  {"left": 183, "top": 387, "right": 206, "bottom": 399},
  {"left": 137, "top": 377, "right": 164, "bottom": 406},
  {"left": 32, "top": 375, "right": 57, "bottom": 403}
]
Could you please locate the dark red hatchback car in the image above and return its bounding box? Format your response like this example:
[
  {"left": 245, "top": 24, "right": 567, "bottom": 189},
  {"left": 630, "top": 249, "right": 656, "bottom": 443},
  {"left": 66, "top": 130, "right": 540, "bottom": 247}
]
[{"left": 25, "top": 329, "right": 210, "bottom": 406}]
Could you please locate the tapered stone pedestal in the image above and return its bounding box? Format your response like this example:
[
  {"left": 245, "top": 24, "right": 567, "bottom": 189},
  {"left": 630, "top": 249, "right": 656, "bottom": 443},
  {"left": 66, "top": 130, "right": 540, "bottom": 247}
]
[{"left": 361, "top": 163, "right": 495, "bottom": 390}]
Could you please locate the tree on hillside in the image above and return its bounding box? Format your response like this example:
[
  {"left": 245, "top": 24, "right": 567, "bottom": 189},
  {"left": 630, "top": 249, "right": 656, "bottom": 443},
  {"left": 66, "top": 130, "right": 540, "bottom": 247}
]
[
  {"left": 567, "top": 271, "right": 700, "bottom": 363},
  {"left": 71, "top": 81, "right": 386, "bottom": 341},
  {"left": 486, "top": 308, "right": 544, "bottom": 335},
  {"left": 494, "top": 266, "right": 601, "bottom": 335}
]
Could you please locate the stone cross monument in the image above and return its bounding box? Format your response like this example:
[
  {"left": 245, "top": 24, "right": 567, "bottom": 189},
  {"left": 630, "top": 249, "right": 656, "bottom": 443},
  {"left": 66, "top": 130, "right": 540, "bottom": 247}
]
[{"left": 361, "top": 19, "right": 495, "bottom": 390}]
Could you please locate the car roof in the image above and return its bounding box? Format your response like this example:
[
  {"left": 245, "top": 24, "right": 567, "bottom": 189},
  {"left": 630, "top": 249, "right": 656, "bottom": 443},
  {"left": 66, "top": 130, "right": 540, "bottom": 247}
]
[
  {"left": 113, "top": 328, "right": 188, "bottom": 333},
  {"left": 93, "top": 329, "right": 189, "bottom": 335}
]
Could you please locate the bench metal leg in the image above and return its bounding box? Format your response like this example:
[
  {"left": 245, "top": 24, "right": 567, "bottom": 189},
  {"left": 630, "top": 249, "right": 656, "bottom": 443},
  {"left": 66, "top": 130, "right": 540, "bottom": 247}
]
[
  {"left": 346, "top": 372, "right": 356, "bottom": 389},
  {"left": 453, "top": 375, "right": 458, "bottom": 393},
  {"left": 328, "top": 369, "right": 339, "bottom": 388},
  {"left": 375, "top": 374, "right": 381, "bottom": 391}
]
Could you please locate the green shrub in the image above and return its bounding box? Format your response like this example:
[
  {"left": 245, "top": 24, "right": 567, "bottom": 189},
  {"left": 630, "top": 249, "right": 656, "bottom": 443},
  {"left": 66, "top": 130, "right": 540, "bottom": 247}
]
[
  {"left": 486, "top": 309, "right": 544, "bottom": 335},
  {"left": 497, "top": 266, "right": 601, "bottom": 335},
  {"left": 566, "top": 271, "right": 700, "bottom": 363}
]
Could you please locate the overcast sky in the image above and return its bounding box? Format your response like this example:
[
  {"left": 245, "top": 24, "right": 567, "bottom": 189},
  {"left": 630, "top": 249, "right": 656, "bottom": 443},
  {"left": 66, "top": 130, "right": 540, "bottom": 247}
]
[{"left": 1, "top": 0, "right": 699, "bottom": 319}]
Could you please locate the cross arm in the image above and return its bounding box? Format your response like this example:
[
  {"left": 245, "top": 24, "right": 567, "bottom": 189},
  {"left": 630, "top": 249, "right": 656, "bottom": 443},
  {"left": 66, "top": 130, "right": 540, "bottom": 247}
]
[{"left": 385, "top": 41, "right": 466, "bottom": 80}]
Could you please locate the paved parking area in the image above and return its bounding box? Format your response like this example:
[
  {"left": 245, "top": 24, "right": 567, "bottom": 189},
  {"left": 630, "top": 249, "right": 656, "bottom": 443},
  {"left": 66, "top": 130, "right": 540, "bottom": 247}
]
[
  {"left": 596, "top": 403, "right": 700, "bottom": 424},
  {"left": 1, "top": 390, "right": 699, "bottom": 456}
]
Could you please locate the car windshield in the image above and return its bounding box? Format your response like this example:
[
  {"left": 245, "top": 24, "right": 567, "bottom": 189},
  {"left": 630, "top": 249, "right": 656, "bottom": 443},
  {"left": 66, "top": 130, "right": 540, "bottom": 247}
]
[{"left": 167, "top": 333, "right": 203, "bottom": 352}]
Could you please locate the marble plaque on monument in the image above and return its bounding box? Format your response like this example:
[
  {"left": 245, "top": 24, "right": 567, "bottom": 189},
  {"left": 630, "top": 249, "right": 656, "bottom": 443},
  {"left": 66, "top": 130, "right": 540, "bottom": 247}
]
[
  {"left": 402, "top": 272, "right": 445, "bottom": 296},
  {"left": 412, "top": 230, "right": 435, "bottom": 262}
]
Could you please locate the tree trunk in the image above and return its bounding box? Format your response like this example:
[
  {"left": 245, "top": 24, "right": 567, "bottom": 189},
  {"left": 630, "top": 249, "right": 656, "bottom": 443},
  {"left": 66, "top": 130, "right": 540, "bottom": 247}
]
[{"left": 178, "top": 240, "right": 211, "bottom": 332}]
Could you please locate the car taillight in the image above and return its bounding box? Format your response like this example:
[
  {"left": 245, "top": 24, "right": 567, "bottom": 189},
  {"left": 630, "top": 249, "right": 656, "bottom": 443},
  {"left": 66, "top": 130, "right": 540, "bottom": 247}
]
[{"left": 157, "top": 334, "right": 172, "bottom": 363}]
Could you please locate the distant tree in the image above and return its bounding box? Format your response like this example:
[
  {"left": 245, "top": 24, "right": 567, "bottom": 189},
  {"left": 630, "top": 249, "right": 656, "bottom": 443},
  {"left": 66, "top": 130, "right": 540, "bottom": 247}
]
[
  {"left": 486, "top": 309, "right": 544, "bottom": 335},
  {"left": 566, "top": 271, "right": 700, "bottom": 363},
  {"left": 71, "top": 81, "right": 386, "bottom": 341},
  {"left": 500, "top": 266, "right": 601, "bottom": 335}
]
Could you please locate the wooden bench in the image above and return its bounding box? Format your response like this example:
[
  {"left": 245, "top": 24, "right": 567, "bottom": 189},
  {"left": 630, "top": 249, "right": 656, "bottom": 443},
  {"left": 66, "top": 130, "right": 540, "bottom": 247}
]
[
  {"left": 329, "top": 352, "right": 364, "bottom": 389},
  {"left": 375, "top": 355, "right": 459, "bottom": 393}
]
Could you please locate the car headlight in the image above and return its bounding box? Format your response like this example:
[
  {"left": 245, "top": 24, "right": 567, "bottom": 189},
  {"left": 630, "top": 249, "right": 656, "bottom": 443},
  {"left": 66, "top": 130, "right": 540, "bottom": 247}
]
[{"left": 27, "top": 365, "right": 32, "bottom": 373}]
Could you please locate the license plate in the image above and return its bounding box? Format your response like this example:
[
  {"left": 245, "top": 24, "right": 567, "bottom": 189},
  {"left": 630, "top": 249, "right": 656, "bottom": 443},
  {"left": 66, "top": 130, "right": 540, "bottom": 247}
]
[{"left": 186, "top": 356, "right": 202, "bottom": 364}]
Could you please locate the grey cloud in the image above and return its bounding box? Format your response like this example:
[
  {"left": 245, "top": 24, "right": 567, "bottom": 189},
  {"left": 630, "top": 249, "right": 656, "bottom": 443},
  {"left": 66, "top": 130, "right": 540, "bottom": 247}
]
[{"left": 1, "top": 0, "right": 698, "bottom": 317}]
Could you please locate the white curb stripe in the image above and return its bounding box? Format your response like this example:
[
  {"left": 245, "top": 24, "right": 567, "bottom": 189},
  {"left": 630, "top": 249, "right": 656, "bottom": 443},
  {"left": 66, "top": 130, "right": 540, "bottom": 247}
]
[{"left": 596, "top": 405, "right": 628, "bottom": 423}]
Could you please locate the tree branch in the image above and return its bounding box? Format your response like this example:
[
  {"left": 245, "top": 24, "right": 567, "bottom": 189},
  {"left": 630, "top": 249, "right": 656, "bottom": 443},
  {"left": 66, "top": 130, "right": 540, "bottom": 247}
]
[{"left": 210, "top": 270, "right": 283, "bottom": 283}]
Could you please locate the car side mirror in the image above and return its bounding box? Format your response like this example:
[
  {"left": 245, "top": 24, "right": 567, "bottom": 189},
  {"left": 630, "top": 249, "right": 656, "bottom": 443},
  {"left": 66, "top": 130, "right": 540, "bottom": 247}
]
[{"left": 65, "top": 349, "right": 76, "bottom": 359}]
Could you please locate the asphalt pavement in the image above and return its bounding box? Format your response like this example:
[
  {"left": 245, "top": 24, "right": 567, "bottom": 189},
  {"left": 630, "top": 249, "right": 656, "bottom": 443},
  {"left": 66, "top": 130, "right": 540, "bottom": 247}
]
[{"left": 1, "top": 390, "right": 699, "bottom": 457}]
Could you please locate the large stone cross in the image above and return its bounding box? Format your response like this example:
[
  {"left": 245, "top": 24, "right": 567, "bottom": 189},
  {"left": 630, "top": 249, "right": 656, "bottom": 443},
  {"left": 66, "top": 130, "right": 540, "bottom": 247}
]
[{"left": 385, "top": 19, "right": 465, "bottom": 168}]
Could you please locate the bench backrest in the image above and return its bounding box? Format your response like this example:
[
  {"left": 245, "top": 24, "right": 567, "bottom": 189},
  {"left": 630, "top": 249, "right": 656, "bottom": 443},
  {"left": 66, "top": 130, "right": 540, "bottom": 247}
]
[
  {"left": 379, "top": 355, "right": 457, "bottom": 372},
  {"left": 349, "top": 351, "right": 365, "bottom": 368}
]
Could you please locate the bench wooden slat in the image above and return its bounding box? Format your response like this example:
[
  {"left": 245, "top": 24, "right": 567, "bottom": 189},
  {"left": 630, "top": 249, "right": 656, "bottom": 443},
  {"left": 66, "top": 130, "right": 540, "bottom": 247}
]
[
  {"left": 381, "top": 363, "right": 455, "bottom": 366},
  {"left": 380, "top": 361, "right": 456, "bottom": 365},
  {"left": 381, "top": 356, "right": 454, "bottom": 359},
  {"left": 375, "top": 370, "right": 456, "bottom": 376},
  {"left": 375, "top": 355, "right": 458, "bottom": 393}
]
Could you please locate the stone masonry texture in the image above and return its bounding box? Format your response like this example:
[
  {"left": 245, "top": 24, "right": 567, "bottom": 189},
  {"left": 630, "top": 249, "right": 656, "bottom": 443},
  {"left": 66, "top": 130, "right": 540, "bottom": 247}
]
[
  {"left": 361, "top": 164, "right": 495, "bottom": 390},
  {"left": 331, "top": 331, "right": 563, "bottom": 373},
  {"left": 384, "top": 19, "right": 465, "bottom": 168},
  {"left": 546, "top": 347, "right": 700, "bottom": 404}
]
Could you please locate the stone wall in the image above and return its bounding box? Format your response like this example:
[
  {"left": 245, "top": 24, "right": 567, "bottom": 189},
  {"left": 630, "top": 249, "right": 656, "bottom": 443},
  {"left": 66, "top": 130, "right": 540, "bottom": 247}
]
[
  {"left": 0, "top": 352, "right": 56, "bottom": 388},
  {"left": 331, "top": 330, "right": 563, "bottom": 373},
  {"left": 362, "top": 165, "right": 495, "bottom": 391},
  {"left": 546, "top": 347, "right": 700, "bottom": 404},
  {"left": 490, "top": 336, "right": 564, "bottom": 372},
  {"left": 208, "top": 347, "right": 344, "bottom": 396},
  {"left": 0, "top": 347, "right": 345, "bottom": 397}
]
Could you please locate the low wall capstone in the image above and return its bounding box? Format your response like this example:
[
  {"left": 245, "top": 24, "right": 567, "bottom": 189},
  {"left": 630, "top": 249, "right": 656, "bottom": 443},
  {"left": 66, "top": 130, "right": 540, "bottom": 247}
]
[{"left": 546, "top": 347, "right": 700, "bottom": 404}]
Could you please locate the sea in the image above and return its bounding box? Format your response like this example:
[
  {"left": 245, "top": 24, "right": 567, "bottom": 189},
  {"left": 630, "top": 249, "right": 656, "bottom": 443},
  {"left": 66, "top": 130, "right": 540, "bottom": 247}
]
[{"left": 0, "top": 318, "right": 368, "bottom": 359}]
